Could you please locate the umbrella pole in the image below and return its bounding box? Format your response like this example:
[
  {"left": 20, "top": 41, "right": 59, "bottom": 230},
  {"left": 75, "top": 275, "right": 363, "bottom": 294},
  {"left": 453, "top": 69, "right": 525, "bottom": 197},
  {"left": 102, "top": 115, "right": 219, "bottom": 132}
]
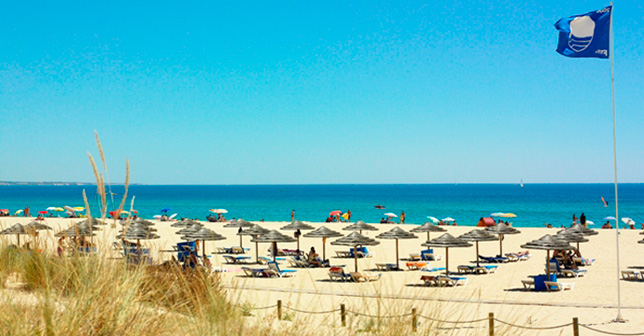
[
  {"left": 255, "top": 240, "right": 259, "bottom": 264},
  {"left": 240, "top": 235, "right": 243, "bottom": 249},
  {"left": 476, "top": 241, "right": 480, "bottom": 267},
  {"left": 17, "top": 234, "right": 20, "bottom": 247},
  {"left": 322, "top": 238, "right": 326, "bottom": 261},
  {"left": 427, "top": 232, "right": 430, "bottom": 241},
  {"left": 354, "top": 245, "right": 358, "bottom": 272},
  {"left": 577, "top": 242, "right": 580, "bottom": 251},
  {"left": 395, "top": 239, "right": 400, "bottom": 269},
  {"left": 499, "top": 234, "right": 504, "bottom": 256},
  {"left": 272, "top": 242, "right": 277, "bottom": 262},
  {"left": 202, "top": 239, "right": 206, "bottom": 260},
  {"left": 546, "top": 250, "right": 551, "bottom": 280},
  {"left": 445, "top": 248, "right": 450, "bottom": 275}
]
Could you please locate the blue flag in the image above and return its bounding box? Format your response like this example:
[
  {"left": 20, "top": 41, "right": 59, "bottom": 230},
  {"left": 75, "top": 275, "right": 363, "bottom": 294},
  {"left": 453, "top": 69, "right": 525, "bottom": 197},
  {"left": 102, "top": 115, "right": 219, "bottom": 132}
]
[{"left": 555, "top": 6, "right": 611, "bottom": 58}]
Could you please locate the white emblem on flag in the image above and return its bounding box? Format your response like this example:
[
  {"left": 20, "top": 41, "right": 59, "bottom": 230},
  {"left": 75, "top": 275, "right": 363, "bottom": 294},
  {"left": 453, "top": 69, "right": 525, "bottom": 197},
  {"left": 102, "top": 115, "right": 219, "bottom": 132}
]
[{"left": 568, "top": 16, "right": 595, "bottom": 52}]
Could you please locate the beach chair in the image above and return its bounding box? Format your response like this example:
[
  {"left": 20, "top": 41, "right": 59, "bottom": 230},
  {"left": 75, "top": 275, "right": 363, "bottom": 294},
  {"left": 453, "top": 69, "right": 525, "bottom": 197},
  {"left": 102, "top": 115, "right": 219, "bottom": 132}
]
[
  {"left": 478, "top": 255, "right": 509, "bottom": 263},
  {"left": 176, "top": 241, "right": 196, "bottom": 262},
  {"left": 328, "top": 267, "right": 351, "bottom": 281},
  {"left": 457, "top": 265, "right": 475, "bottom": 274},
  {"left": 420, "top": 275, "right": 438, "bottom": 286},
  {"left": 543, "top": 281, "right": 574, "bottom": 291},
  {"left": 420, "top": 249, "right": 442, "bottom": 261},
  {"left": 258, "top": 256, "right": 287, "bottom": 264},
  {"left": 437, "top": 275, "right": 468, "bottom": 287},
  {"left": 349, "top": 271, "right": 381, "bottom": 282},
  {"left": 230, "top": 246, "right": 246, "bottom": 254},
  {"left": 421, "top": 265, "right": 446, "bottom": 272},
  {"left": 547, "top": 261, "right": 586, "bottom": 278},
  {"left": 406, "top": 261, "right": 427, "bottom": 270},
  {"left": 242, "top": 267, "right": 270, "bottom": 278},
  {"left": 215, "top": 247, "right": 228, "bottom": 254},
  {"left": 335, "top": 251, "right": 352, "bottom": 258},
  {"left": 573, "top": 257, "right": 595, "bottom": 266},
  {"left": 408, "top": 253, "right": 421, "bottom": 261},
  {"left": 375, "top": 263, "right": 398, "bottom": 271},
  {"left": 267, "top": 261, "right": 297, "bottom": 277},
  {"left": 621, "top": 270, "right": 643, "bottom": 280},
  {"left": 521, "top": 279, "right": 535, "bottom": 289},
  {"left": 224, "top": 255, "right": 251, "bottom": 264},
  {"left": 474, "top": 265, "right": 498, "bottom": 274}
]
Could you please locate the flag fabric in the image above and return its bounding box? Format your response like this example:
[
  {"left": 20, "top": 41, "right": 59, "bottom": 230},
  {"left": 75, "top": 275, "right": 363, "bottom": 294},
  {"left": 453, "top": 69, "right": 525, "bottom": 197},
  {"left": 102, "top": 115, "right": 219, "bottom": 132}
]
[{"left": 555, "top": 6, "right": 611, "bottom": 58}]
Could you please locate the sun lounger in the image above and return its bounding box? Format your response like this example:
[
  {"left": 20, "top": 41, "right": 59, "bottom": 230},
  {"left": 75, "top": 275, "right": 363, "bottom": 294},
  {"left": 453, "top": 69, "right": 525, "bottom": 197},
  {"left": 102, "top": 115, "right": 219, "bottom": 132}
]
[
  {"left": 521, "top": 279, "right": 535, "bottom": 289},
  {"left": 457, "top": 265, "right": 475, "bottom": 274},
  {"left": 409, "top": 253, "right": 421, "bottom": 261},
  {"left": 242, "top": 267, "right": 271, "bottom": 277},
  {"left": 437, "top": 275, "right": 468, "bottom": 287},
  {"left": 335, "top": 251, "right": 352, "bottom": 258},
  {"left": 421, "top": 266, "right": 446, "bottom": 272},
  {"left": 475, "top": 265, "right": 498, "bottom": 274},
  {"left": 349, "top": 271, "right": 381, "bottom": 282},
  {"left": 224, "top": 255, "right": 252, "bottom": 264},
  {"left": 328, "top": 267, "right": 351, "bottom": 281},
  {"left": 258, "top": 256, "right": 287, "bottom": 264},
  {"left": 560, "top": 269, "right": 587, "bottom": 278},
  {"left": 267, "top": 261, "right": 297, "bottom": 277},
  {"left": 420, "top": 275, "right": 437, "bottom": 286},
  {"left": 406, "top": 261, "right": 427, "bottom": 270},
  {"left": 420, "top": 249, "right": 442, "bottom": 261},
  {"left": 621, "top": 269, "right": 643, "bottom": 280},
  {"left": 478, "top": 255, "right": 509, "bottom": 263},
  {"left": 573, "top": 257, "right": 595, "bottom": 266},
  {"left": 375, "top": 263, "right": 399, "bottom": 271},
  {"left": 544, "top": 281, "right": 574, "bottom": 291},
  {"left": 505, "top": 252, "right": 531, "bottom": 262},
  {"left": 350, "top": 247, "right": 373, "bottom": 258}
]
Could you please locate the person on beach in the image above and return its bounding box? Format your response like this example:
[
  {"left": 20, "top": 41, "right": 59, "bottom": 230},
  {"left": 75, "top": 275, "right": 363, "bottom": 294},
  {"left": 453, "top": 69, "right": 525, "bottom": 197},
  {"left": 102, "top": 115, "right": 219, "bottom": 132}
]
[
  {"left": 572, "top": 214, "right": 577, "bottom": 225},
  {"left": 347, "top": 209, "right": 352, "bottom": 221},
  {"left": 57, "top": 236, "right": 66, "bottom": 257},
  {"left": 291, "top": 210, "right": 295, "bottom": 221},
  {"left": 400, "top": 211, "right": 405, "bottom": 224},
  {"left": 24, "top": 207, "right": 30, "bottom": 217},
  {"left": 380, "top": 217, "right": 386, "bottom": 223},
  {"left": 602, "top": 221, "right": 612, "bottom": 229},
  {"left": 307, "top": 247, "right": 323, "bottom": 267},
  {"left": 580, "top": 213, "right": 586, "bottom": 226}
]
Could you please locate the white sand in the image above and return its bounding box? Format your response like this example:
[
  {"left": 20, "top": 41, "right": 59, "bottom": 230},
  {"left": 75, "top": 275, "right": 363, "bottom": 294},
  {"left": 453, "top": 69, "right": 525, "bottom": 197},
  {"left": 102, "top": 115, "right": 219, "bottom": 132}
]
[{"left": 2, "top": 217, "right": 644, "bottom": 335}]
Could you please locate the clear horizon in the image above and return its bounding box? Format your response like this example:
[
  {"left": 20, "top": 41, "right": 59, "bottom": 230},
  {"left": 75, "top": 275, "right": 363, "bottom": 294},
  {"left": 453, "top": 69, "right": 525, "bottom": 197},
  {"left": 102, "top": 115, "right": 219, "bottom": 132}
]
[{"left": 1, "top": 2, "right": 642, "bottom": 184}]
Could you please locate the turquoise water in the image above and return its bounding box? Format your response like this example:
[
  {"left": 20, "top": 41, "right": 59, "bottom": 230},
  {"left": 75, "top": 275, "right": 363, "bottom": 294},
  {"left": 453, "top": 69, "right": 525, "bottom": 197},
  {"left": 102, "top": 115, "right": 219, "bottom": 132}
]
[{"left": 1, "top": 184, "right": 643, "bottom": 228}]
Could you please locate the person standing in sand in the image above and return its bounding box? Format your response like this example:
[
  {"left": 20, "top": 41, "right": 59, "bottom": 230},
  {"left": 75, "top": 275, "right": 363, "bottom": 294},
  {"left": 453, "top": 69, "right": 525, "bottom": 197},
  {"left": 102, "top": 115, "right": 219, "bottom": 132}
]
[
  {"left": 347, "top": 209, "right": 352, "bottom": 221},
  {"left": 400, "top": 211, "right": 405, "bottom": 224},
  {"left": 580, "top": 213, "right": 586, "bottom": 227}
]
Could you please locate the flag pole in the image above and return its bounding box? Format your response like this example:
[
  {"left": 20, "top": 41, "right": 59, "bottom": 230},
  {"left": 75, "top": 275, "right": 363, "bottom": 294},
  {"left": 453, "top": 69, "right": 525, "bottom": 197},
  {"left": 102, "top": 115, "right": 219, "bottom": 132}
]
[{"left": 609, "top": 1, "right": 624, "bottom": 323}]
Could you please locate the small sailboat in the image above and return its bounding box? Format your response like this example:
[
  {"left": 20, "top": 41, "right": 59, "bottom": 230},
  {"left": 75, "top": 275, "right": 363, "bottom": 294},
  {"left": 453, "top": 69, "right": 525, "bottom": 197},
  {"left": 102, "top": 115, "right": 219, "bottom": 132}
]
[{"left": 520, "top": 179, "right": 524, "bottom": 188}]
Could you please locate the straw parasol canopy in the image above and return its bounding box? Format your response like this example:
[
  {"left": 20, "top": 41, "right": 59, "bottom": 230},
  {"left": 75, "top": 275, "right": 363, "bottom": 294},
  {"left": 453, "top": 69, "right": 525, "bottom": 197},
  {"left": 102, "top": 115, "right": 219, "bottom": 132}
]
[
  {"left": 54, "top": 226, "right": 97, "bottom": 238},
  {"left": 181, "top": 228, "right": 226, "bottom": 259},
  {"left": 458, "top": 229, "right": 500, "bottom": 266},
  {"left": 559, "top": 223, "right": 598, "bottom": 236},
  {"left": 485, "top": 224, "right": 521, "bottom": 256},
  {"left": 303, "top": 226, "right": 343, "bottom": 261},
  {"left": 251, "top": 230, "right": 297, "bottom": 262},
  {"left": 171, "top": 218, "right": 201, "bottom": 228},
  {"left": 422, "top": 233, "right": 472, "bottom": 274},
  {"left": 238, "top": 225, "right": 270, "bottom": 263},
  {"left": 24, "top": 221, "right": 53, "bottom": 232},
  {"left": 554, "top": 231, "right": 589, "bottom": 252},
  {"left": 376, "top": 227, "right": 418, "bottom": 269},
  {"left": 331, "top": 231, "right": 380, "bottom": 272},
  {"left": 521, "top": 234, "right": 575, "bottom": 279},
  {"left": 1, "top": 223, "right": 26, "bottom": 245},
  {"left": 176, "top": 223, "right": 204, "bottom": 236},
  {"left": 121, "top": 218, "right": 155, "bottom": 226},
  {"left": 343, "top": 220, "right": 378, "bottom": 234},
  {"left": 77, "top": 218, "right": 107, "bottom": 226},
  {"left": 411, "top": 222, "right": 446, "bottom": 241},
  {"left": 281, "top": 220, "right": 315, "bottom": 253}
]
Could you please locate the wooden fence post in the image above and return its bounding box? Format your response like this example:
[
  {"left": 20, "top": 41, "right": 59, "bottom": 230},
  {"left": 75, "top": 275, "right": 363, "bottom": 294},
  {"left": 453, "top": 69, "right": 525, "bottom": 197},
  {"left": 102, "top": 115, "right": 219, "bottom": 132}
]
[
  {"left": 340, "top": 304, "right": 346, "bottom": 327},
  {"left": 488, "top": 312, "right": 494, "bottom": 336},
  {"left": 277, "top": 300, "right": 282, "bottom": 320},
  {"left": 573, "top": 317, "right": 579, "bottom": 336},
  {"left": 412, "top": 308, "right": 417, "bottom": 332}
]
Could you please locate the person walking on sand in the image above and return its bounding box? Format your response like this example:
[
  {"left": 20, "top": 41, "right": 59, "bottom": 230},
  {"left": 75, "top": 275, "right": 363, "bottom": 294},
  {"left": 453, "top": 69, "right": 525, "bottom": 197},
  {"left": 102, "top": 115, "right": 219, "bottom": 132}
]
[
  {"left": 24, "top": 207, "right": 31, "bottom": 217},
  {"left": 580, "top": 213, "right": 586, "bottom": 227},
  {"left": 400, "top": 211, "right": 405, "bottom": 224},
  {"left": 347, "top": 209, "right": 352, "bottom": 221},
  {"left": 291, "top": 210, "right": 295, "bottom": 221}
]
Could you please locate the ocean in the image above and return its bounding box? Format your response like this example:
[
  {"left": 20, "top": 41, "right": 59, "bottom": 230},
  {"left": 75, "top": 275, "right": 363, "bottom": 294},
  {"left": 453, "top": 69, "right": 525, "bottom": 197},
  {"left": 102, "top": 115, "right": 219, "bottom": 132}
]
[{"left": 1, "top": 184, "right": 643, "bottom": 228}]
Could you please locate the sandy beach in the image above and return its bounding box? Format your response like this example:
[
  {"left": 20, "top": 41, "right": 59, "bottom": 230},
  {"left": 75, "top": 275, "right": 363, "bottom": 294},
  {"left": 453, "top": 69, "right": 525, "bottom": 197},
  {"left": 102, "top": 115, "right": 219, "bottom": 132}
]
[{"left": 2, "top": 216, "right": 643, "bottom": 335}]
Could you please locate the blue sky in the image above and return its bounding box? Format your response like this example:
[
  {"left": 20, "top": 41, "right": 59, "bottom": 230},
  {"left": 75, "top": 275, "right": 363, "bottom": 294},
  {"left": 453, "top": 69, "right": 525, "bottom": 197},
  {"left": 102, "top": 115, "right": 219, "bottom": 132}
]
[{"left": 1, "top": 1, "right": 642, "bottom": 184}]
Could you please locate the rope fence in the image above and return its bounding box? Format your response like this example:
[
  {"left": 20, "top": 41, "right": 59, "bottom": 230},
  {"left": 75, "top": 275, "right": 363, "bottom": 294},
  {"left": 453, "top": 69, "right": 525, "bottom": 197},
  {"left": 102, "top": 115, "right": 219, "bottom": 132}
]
[{"left": 234, "top": 300, "right": 644, "bottom": 335}]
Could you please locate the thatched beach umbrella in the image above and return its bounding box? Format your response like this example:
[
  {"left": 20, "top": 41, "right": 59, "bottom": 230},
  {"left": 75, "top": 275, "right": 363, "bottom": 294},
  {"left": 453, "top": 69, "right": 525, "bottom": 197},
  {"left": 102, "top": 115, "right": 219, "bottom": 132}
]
[
  {"left": 559, "top": 223, "right": 598, "bottom": 237},
  {"left": 343, "top": 220, "right": 378, "bottom": 235},
  {"left": 281, "top": 220, "right": 315, "bottom": 253},
  {"left": 171, "top": 218, "right": 200, "bottom": 228},
  {"left": 181, "top": 228, "right": 226, "bottom": 259},
  {"left": 1, "top": 223, "right": 26, "bottom": 246},
  {"left": 121, "top": 218, "right": 155, "bottom": 227},
  {"left": 303, "top": 226, "right": 343, "bottom": 261},
  {"left": 411, "top": 222, "right": 446, "bottom": 241},
  {"left": 521, "top": 234, "right": 574, "bottom": 279},
  {"left": 458, "top": 229, "right": 499, "bottom": 267},
  {"left": 176, "top": 223, "right": 203, "bottom": 236},
  {"left": 422, "top": 233, "right": 472, "bottom": 275},
  {"left": 485, "top": 224, "right": 521, "bottom": 256},
  {"left": 224, "top": 219, "right": 255, "bottom": 248},
  {"left": 554, "top": 232, "right": 589, "bottom": 252},
  {"left": 331, "top": 232, "right": 380, "bottom": 272},
  {"left": 251, "top": 230, "right": 297, "bottom": 262},
  {"left": 238, "top": 224, "right": 270, "bottom": 263},
  {"left": 116, "top": 228, "right": 160, "bottom": 255},
  {"left": 54, "top": 226, "right": 97, "bottom": 238},
  {"left": 77, "top": 218, "right": 107, "bottom": 226},
  {"left": 376, "top": 227, "right": 418, "bottom": 270}
]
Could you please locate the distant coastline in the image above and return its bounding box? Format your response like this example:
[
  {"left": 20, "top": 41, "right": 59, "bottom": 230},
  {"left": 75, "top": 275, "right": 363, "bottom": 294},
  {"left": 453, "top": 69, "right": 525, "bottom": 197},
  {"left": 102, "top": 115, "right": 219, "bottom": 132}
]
[{"left": 0, "top": 182, "right": 140, "bottom": 186}]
